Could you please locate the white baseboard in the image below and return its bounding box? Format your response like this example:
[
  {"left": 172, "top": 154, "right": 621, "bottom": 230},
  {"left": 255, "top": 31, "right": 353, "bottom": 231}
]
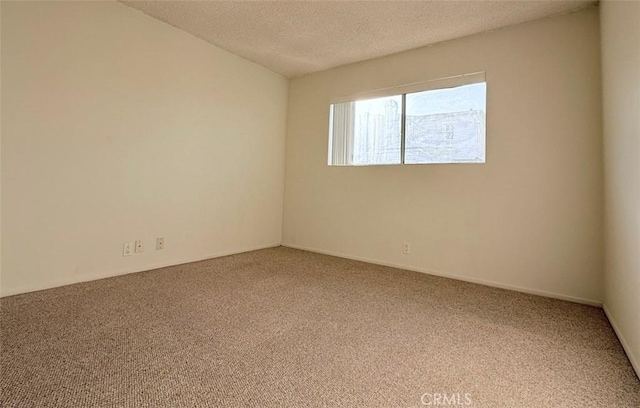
[
  {"left": 0, "top": 243, "right": 281, "bottom": 298},
  {"left": 603, "top": 304, "right": 640, "bottom": 380},
  {"left": 282, "top": 243, "right": 602, "bottom": 307}
]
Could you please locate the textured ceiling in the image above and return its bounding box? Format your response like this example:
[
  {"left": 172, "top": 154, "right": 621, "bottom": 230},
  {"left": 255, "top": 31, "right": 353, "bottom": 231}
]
[{"left": 120, "top": 1, "right": 596, "bottom": 77}]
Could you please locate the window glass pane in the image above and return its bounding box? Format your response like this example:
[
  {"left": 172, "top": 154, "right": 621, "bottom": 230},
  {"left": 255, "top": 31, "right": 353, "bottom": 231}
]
[
  {"left": 352, "top": 95, "right": 402, "bottom": 165},
  {"left": 405, "top": 83, "right": 486, "bottom": 164}
]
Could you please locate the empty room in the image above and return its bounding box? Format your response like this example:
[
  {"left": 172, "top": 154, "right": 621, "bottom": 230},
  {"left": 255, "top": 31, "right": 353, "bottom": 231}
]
[{"left": 1, "top": 0, "right": 639, "bottom": 406}]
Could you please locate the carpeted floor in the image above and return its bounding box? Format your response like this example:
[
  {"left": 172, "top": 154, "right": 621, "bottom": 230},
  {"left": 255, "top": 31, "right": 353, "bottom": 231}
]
[{"left": 1, "top": 247, "right": 639, "bottom": 407}]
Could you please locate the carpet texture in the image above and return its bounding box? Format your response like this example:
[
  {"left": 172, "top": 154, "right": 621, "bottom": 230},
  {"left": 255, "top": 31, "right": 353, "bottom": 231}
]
[{"left": 1, "top": 247, "right": 639, "bottom": 407}]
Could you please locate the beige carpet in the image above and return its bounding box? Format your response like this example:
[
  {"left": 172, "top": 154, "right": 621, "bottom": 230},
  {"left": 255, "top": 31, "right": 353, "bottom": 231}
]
[{"left": 1, "top": 247, "right": 638, "bottom": 407}]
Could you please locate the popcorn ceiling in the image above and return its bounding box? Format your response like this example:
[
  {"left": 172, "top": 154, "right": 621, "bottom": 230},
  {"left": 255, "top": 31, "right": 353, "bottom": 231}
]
[{"left": 121, "top": 1, "right": 594, "bottom": 78}]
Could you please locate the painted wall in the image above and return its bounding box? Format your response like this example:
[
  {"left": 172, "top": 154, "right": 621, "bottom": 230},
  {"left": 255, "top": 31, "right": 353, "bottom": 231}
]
[
  {"left": 0, "top": 1, "right": 288, "bottom": 296},
  {"left": 0, "top": 3, "right": 3, "bottom": 290},
  {"left": 283, "top": 8, "right": 603, "bottom": 305},
  {"left": 601, "top": 0, "right": 640, "bottom": 376}
]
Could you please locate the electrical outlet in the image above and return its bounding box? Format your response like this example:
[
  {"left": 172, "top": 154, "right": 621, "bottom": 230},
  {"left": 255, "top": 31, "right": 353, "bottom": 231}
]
[
  {"left": 403, "top": 241, "right": 411, "bottom": 254},
  {"left": 135, "top": 240, "right": 144, "bottom": 253},
  {"left": 156, "top": 237, "right": 164, "bottom": 250},
  {"left": 123, "top": 242, "right": 134, "bottom": 257}
]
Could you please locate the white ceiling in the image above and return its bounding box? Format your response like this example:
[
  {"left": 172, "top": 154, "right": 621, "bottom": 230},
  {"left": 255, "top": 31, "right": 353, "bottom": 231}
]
[{"left": 120, "top": 0, "right": 596, "bottom": 78}]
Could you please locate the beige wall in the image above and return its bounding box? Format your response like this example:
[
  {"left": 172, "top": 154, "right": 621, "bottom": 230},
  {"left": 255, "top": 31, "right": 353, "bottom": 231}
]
[
  {"left": 283, "top": 8, "right": 603, "bottom": 305},
  {"left": 0, "top": 3, "right": 3, "bottom": 290},
  {"left": 0, "top": 1, "right": 288, "bottom": 296},
  {"left": 601, "top": 0, "right": 640, "bottom": 376}
]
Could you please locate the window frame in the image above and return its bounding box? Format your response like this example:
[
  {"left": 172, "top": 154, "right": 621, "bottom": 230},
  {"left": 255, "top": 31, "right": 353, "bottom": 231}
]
[{"left": 328, "top": 72, "right": 486, "bottom": 166}]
